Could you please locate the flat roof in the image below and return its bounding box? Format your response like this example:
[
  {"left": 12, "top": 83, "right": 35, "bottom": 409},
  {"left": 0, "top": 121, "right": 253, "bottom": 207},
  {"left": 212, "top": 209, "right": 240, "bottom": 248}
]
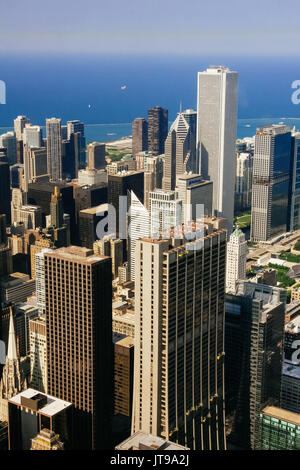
[
  {"left": 9, "top": 388, "right": 72, "bottom": 417},
  {"left": 262, "top": 406, "right": 300, "bottom": 426},
  {"left": 44, "top": 246, "right": 108, "bottom": 264},
  {"left": 116, "top": 431, "right": 188, "bottom": 450}
]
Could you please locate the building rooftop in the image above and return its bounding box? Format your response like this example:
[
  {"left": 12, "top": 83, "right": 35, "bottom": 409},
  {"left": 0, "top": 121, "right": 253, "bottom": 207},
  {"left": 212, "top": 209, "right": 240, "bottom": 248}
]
[
  {"left": 44, "top": 246, "right": 108, "bottom": 264},
  {"left": 79, "top": 203, "right": 108, "bottom": 215},
  {"left": 262, "top": 406, "right": 300, "bottom": 426},
  {"left": 115, "top": 431, "right": 189, "bottom": 450},
  {"left": 283, "top": 362, "right": 300, "bottom": 379},
  {"left": 9, "top": 388, "right": 72, "bottom": 417}
]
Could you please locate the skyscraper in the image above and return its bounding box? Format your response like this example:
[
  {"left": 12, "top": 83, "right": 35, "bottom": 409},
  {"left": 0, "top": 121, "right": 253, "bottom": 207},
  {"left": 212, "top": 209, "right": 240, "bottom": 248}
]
[
  {"left": 225, "top": 226, "right": 247, "bottom": 293},
  {"left": 182, "top": 109, "right": 197, "bottom": 173},
  {"left": 250, "top": 125, "right": 291, "bottom": 242},
  {"left": 162, "top": 112, "right": 192, "bottom": 191},
  {"left": 148, "top": 106, "right": 168, "bottom": 156},
  {"left": 289, "top": 132, "right": 300, "bottom": 230},
  {"left": 86, "top": 142, "right": 106, "bottom": 170},
  {"left": 149, "top": 189, "right": 182, "bottom": 237},
  {"left": 0, "top": 160, "right": 11, "bottom": 223},
  {"left": 44, "top": 246, "right": 113, "bottom": 449},
  {"left": 128, "top": 191, "right": 149, "bottom": 280},
  {"left": 23, "top": 125, "right": 42, "bottom": 148},
  {"left": 0, "top": 132, "right": 17, "bottom": 165},
  {"left": 13, "top": 116, "right": 30, "bottom": 141},
  {"left": 132, "top": 218, "right": 227, "bottom": 449},
  {"left": 225, "top": 281, "right": 285, "bottom": 449},
  {"left": 46, "top": 118, "right": 62, "bottom": 182},
  {"left": 132, "top": 118, "right": 148, "bottom": 157},
  {"left": 67, "top": 120, "right": 84, "bottom": 140},
  {"left": 197, "top": 66, "right": 238, "bottom": 230}
]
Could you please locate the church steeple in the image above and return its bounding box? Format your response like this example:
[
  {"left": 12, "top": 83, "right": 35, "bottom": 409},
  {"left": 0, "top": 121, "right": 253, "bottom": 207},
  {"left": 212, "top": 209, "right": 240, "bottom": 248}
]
[{"left": 7, "top": 308, "right": 18, "bottom": 361}]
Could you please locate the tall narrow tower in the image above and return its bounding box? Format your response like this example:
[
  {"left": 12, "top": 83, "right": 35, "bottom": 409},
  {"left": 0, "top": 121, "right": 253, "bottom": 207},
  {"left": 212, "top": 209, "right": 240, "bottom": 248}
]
[
  {"left": 0, "top": 309, "right": 26, "bottom": 421},
  {"left": 226, "top": 226, "right": 247, "bottom": 293},
  {"left": 46, "top": 118, "right": 62, "bottom": 182},
  {"left": 197, "top": 66, "right": 238, "bottom": 231},
  {"left": 148, "top": 106, "right": 168, "bottom": 156},
  {"left": 163, "top": 112, "right": 192, "bottom": 191}
]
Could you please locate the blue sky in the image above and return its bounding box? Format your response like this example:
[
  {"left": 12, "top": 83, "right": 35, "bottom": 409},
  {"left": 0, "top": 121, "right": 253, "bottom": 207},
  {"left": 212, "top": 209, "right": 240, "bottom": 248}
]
[{"left": 1, "top": 0, "right": 300, "bottom": 56}]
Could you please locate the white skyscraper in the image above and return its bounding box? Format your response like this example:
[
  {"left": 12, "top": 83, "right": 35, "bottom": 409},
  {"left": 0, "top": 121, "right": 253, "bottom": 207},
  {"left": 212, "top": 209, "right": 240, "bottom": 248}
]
[
  {"left": 23, "top": 124, "right": 43, "bottom": 148},
  {"left": 128, "top": 191, "right": 150, "bottom": 280},
  {"left": 35, "top": 248, "right": 53, "bottom": 315},
  {"left": 46, "top": 118, "right": 62, "bottom": 181},
  {"left": 197, "top": 66, "right": 238, "bottom": 231},
  {"left": 226, "top": 226, "right": 247, "bottom": 293},
  {"left": 149, "top": 189, "right": 182, "bottom": 237}
]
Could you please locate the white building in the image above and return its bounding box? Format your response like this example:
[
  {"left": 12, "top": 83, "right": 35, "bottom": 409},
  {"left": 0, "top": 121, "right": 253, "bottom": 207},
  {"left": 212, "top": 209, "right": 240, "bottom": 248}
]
[
  {"left": 197, "top": 66, "right": 238, "bottom": 231},
  {"left": 35, "top": 248, "right": 53, "bottom": 315},
  {"left": 23, "top": 125, "right": 42, "bottom": 148},
  {"left": 149, "top": 189, "right": 182, "bottom": 237},
  {"left": 128, "top": 191, "right": 150, "bottom": 280},
  {"left": 226, "top": 226, "right": 247, "bottom": 293}
]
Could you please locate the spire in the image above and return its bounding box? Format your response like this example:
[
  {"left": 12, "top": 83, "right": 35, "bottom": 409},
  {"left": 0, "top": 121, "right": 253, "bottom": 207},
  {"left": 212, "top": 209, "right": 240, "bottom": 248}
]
[{"left": 7, "top": 308, "right": 18, "bottom": 361}]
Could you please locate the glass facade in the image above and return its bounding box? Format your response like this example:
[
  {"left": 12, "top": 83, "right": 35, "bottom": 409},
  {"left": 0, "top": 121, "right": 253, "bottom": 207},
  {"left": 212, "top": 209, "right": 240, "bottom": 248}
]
[{"left": 259, "top": 412, "right": 300, "bottom": 450}]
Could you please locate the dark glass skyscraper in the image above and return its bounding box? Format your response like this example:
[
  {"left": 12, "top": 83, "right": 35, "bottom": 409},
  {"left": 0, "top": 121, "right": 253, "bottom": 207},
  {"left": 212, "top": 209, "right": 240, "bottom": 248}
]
[
  {"left": 251, "top": 125, "right": 292, "bottom": 241},
  {"left": 148, "top": 106, "right": 168, "bottom": 156}
]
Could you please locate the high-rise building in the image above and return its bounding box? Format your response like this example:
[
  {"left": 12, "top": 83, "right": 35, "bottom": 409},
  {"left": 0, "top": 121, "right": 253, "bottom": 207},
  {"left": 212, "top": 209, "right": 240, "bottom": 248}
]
[
  {"left": 86, "top": 142, "right": 106, "bottom": 170},
  {"left": 8, "top": 388, "right": 72, "bottom": 450},
  {"left": 23, "top": 125, "right": 43, "bottom": 148},
  {"left": 93, "top": 236, "right": 123, "bottom": 278},
  {"left": 132, "top": 219, "right": 227, "bottom": 449},
  {"left": 289, "top": 132, "right": 300, "bottom": 230},
  {"left": 175, "top": 174, "right": 212, "bottom": 224},
  {"left": 225, "top": 281, "right": 285, "bottom": 449},
  {"left": 128, "top": 191, "right": 150, "bottom": 280},
  {"left": 163, "top": 112, "right": 192, "bottom": 191},
  {"left": 148, "top": 106, "right": 168, "bottom": 156},
  {"left": 144, "top": 155, "right": 164, "bottom": 210},
  {"left": 46, "top": 118, "right": 62, "bottom": 182},
  {"left": 258, "top": 406, "right": 300, "bottom": 450},
  {"left": 29, "top": 315, "right": 47, "bottom": 393},
  {"left": 108, "top": 171, "right": 144, "bottom": 237},
  {"left": 234, "top": 152, "right": 253, "bottom": 213},
  {"left": 67, "top": 120, "right": 84, "bottom": 140},
  {"left": 225, "top": 226, "right": 247, "bottom": 293},
  {"left": 0, "top": 160, "right": 11, "bottom": 223},
  {"left": 35, "top": 248, "right": 53, "bottom": 315},
  {"left": 79, "top": 204, "right": 109, "bottom": 249},
  {"left": 114, "top": 335, "right": 134, "bottom": 419},
  {"left": 44, "top": 246, "right": 113, "bottom": 449},
  {"left": 149, "top": 189, "right": 182, "bottom": 237},
  {"left": 14, "top": 116, "right": 30, "bottom": 141},
  {"left": 0, "top": 131, "right": 17, "bottom": 165},
  {"left": 197, "top": 66, "right": 238, "bottom": 230},
  {"left": 182, "top": 109, "right": 197, "bottom": 173},
  {"left": 250, "top": 125, "right": 292, "bottom": 242},
  {"left": 23, "top": 146, "right": 48, "bottom": 193},
  {"left": 132, "top": 118, "right": 148, "bottom": 157}
]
